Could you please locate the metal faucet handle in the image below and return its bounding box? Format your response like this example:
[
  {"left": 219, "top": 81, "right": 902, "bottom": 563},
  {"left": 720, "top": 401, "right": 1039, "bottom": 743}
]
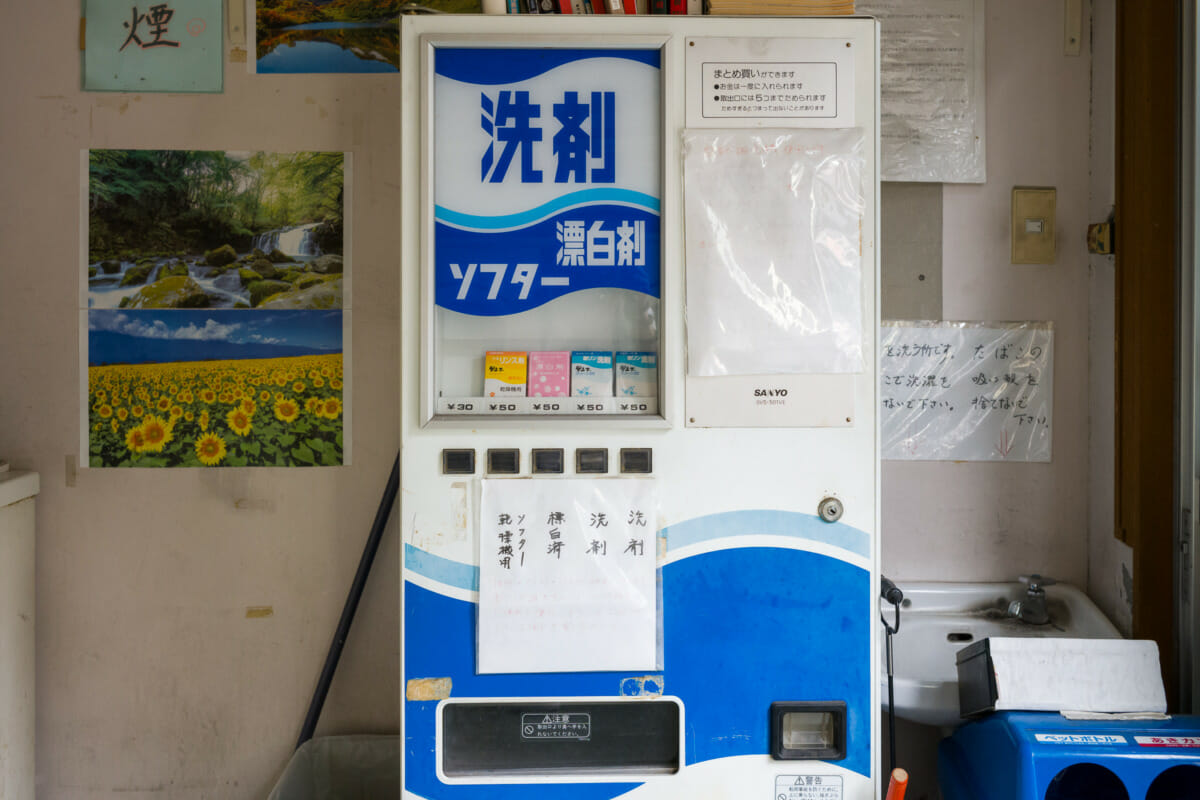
[{"left": 1019, "top": 574, "right": 1057, "bottom": 592}]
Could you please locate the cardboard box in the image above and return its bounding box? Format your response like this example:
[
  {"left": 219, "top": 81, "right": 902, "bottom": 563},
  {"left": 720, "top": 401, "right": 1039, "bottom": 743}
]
[
  {"left": 528, "top": 351, "right": 570, "bottom": 397},
  {"left": 484, "top": 351, "right": 527, "bottom": 398},
  {"left": 570, "top": 351, "right": 613, "bottom": 397},
  {"left": 615, "top": 352, "right": 657, "bottom": 397}
]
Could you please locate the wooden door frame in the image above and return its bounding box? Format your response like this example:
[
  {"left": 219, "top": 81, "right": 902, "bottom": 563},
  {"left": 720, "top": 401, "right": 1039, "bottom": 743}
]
[{"left": 1114, "top": 0, "right": 1183, "bottom": 708}]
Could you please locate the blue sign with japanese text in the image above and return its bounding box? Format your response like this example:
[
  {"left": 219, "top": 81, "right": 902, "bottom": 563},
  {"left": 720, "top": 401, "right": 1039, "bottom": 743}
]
[{"left": 434, "top": 47, "right": 661, "bottom": 317}]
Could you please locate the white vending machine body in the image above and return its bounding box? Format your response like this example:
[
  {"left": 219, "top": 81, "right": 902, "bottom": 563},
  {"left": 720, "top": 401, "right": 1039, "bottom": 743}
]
[{"left": 401, "top": 15, "right": 880, "bottom": 799}]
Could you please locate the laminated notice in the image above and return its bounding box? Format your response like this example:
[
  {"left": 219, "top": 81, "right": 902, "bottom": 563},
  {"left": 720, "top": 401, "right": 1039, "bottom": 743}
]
[{"left": 881, "top": 322, "right": 1053, "bottom": 461}]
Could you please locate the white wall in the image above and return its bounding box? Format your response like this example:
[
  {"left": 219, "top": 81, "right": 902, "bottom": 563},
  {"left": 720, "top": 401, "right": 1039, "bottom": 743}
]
[
  {"left": 883, "top": 0, "right": 1094, "bottom": 589},
  {"left": 0, "top": 3, "right": 402, "bottom": 797}
]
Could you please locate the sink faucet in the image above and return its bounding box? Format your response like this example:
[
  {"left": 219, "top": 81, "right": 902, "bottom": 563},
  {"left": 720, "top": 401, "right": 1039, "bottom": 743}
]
[{"left": 1008, "top": 574, "right": 1057, "bottom": 625}]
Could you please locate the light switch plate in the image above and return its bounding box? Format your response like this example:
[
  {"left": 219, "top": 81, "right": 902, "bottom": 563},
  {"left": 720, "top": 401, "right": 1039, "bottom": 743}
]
[{"left": 1012, "top": 187, "right": 1057, "bottom": 264}]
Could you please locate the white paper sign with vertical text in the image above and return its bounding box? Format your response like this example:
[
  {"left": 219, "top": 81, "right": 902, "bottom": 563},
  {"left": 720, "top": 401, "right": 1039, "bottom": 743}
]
[
  {"left": 478, "top": 479, "right": 658, "bottom": 674},
  {"left": 881, "top": 322, "right": 1053, "bottom": 461}
]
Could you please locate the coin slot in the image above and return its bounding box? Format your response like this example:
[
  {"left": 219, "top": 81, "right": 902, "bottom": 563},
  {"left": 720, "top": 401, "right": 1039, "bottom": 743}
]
[
  {"left": 487, "top": 448, "right": 520, "bottom": 475},
  {"left": 575, "top": 448, "right": 609, "bottom": 474},
  {"left": 532, "top": 448, "right": 565, "bottom": 474},
  {"left": 442, "top": 449, "right": 476, "bottom": 475}
]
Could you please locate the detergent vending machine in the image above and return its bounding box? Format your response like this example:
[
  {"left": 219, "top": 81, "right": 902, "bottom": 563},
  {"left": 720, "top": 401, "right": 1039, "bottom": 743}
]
[{"left": 401, "top": 13, "right": 880, "bottom": 799}]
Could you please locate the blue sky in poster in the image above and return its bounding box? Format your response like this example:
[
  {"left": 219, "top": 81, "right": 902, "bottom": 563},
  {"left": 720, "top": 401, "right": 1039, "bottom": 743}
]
[{"left": 88, "top": 309, "right": 342, "bottom": 366}]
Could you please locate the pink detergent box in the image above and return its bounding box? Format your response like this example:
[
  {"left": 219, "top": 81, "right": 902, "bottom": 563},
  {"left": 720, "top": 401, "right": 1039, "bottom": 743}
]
[{"left": 527, "top": 351, "right": 570, "bottom": 397}]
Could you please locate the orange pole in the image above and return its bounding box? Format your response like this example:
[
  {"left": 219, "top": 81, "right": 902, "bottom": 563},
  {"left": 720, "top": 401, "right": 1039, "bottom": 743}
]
[{"left": 884, "top": 768, "right": 909, "bottom": 800}]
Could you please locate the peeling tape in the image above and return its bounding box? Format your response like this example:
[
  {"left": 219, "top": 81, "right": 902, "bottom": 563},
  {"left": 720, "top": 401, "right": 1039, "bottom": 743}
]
[
  {"left": 619, "top": 675, "right": 665, "bottom": 697},
  {"left": 407, "top": 677, "right": 452, "bottom": 701}
]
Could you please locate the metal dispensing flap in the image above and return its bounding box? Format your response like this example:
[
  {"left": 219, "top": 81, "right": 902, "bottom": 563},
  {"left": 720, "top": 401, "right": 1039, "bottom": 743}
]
[{"left": 440, "top": 700, "right": 681, "bottom": 778}]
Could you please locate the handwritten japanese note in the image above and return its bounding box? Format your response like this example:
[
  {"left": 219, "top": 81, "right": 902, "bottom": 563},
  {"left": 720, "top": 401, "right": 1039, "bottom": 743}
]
[
  {"left": 881, "top": 322, "right": 1053, "bottom": 461},
  {"left": 478, "top": 479, "right": 658, "bottom": 674}
]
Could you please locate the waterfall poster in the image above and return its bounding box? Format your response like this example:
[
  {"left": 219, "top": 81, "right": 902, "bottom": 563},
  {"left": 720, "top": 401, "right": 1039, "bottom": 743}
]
[{"left": 82, "top": 149, "right": 349, "bottom": 468}]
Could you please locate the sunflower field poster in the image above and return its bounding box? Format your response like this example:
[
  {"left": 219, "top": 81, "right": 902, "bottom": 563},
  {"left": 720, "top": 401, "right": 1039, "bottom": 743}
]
[{"left": 82, "top": 149, "right": 350, "bottom": 468}]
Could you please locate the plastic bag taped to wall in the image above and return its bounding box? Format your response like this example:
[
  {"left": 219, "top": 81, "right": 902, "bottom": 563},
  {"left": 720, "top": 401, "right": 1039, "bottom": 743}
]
[
  {"left": 881, "top": 321, "right": 1053, "bottom": 462},
  {"left": 857, "top": 0, "right": 986, "bottom": 183},
  {"left": 682, "top": 129, "right": 865, "bottom": 377}
]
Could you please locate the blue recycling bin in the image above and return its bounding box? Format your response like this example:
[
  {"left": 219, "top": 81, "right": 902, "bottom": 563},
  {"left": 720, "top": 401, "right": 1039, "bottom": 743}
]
[{"left": 938, "top": 712, "right": 1200, "bottom": 800}]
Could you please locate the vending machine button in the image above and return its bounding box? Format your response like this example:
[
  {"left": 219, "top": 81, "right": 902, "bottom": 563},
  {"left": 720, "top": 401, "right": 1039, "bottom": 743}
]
[
  {"left": 575, "top": 448, "right": 609, "bottom": 474},
  {"left": 619, "top": 448, "right": 653, "bottom": 474},
  {"left": 442, "top": 449, "right": 476, "bottom": 475},
  {"left": 486, "top": 448, "right": 520, "bottom": 475},
  {"left": 532, "top": 449, "right": 565, "bottom": 474}
]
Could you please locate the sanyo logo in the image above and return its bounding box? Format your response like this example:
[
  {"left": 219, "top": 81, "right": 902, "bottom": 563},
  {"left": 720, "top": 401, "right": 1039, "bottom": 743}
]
[{"left": 753, "top": 388, "right": 789, "bottom": 397}]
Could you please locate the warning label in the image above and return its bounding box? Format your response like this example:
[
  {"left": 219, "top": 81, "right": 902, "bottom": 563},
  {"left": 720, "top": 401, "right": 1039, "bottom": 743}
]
[
  {"left": 702, "top": 62, "right": 837, "bottom": 119},
  {"left": 520, "top": 713, "right": 591, "bottom": 740},
  {"left": 775, "top": 774, "right": 843, "bottom": 800}
]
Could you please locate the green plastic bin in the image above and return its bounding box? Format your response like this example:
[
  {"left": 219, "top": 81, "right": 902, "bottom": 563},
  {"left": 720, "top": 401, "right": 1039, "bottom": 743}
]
[{"left": 268, "top": 735, "right": 400, "bottom": 800}]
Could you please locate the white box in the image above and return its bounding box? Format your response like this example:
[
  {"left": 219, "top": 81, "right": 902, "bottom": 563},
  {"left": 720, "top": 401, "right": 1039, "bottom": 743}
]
[{"left": 957, "top": 638, "right": 1167, "bottom": 716}]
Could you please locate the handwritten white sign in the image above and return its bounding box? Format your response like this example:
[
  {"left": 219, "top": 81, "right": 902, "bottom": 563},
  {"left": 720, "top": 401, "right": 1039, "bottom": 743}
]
[
  {"left": 478, "top": 479, "right": 658, "bottom": 674},
  {"left": 881, "top": 322, "right": 1053, "bottom": 461}
]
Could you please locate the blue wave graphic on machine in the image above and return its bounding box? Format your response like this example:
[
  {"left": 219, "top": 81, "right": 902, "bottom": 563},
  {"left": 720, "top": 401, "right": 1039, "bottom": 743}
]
[
  {"left": 403, "top": 512, "right": 870, "bottom": 798},
  {"left": 434, "top": 200, "right": 660, "bottom": 316},
  {"left": 435, "top": 47, "right": 661, "bottom": 86}
]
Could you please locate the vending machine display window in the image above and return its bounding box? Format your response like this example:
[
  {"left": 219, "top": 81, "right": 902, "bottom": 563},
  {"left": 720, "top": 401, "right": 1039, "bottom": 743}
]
[{"left": 421, "top": 39, "right": 666, "bottom": 423}]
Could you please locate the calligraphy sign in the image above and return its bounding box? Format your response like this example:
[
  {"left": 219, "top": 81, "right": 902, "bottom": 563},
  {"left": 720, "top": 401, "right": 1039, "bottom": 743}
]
[{"left": 83, "top": 0, "right": 223, "bottom": 92}]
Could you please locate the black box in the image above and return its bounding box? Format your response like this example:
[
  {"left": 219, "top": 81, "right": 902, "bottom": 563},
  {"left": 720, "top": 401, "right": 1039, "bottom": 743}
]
[{"left": 955, "top": 638, "right": 1002, "bottom": 720}]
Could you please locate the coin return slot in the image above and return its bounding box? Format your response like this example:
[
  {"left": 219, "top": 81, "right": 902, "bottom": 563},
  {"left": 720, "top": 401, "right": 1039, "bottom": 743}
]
[
  {"left": 620, "top": 448, "right": 653, "bottom": 474},
  {"left": 770, "top": 701, "right": 846, "bottom": 761},
  {"left": 487, "top": 449, "right": 520, "bottom": 475},
  {"left": 442, "top": 449, "right": 476, "bottom": 475},
  {"left": 947, "top": 632, "right": 974, "bottom": 643},
  {"left": 575, "top": 448, "right": 608, "bottom": 474},
  {"left": 532, "top": 448, "right": 564, "bottom": 474}
]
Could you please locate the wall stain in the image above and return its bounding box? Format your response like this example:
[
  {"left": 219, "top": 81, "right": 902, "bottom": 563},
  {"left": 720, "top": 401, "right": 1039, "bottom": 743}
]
[
  {"left": 245, "top": 606, "right": 274, "bottom": 619},
  {"left": 234, "top": 497, "right": 276, "bottom": 512}
]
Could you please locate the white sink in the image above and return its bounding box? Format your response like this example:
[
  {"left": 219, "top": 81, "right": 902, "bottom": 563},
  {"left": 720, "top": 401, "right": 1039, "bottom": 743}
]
[{"left": 880, "top": 581, "right": 1121, "bottom": 728}]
